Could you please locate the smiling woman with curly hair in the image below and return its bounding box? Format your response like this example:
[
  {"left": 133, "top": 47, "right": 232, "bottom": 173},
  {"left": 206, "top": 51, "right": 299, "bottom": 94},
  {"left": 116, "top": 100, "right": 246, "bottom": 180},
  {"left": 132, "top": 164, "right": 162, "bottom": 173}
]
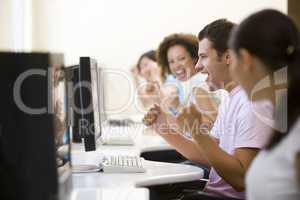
[{"left": 157, "top": 33, "right": 199, "bottom": 81}]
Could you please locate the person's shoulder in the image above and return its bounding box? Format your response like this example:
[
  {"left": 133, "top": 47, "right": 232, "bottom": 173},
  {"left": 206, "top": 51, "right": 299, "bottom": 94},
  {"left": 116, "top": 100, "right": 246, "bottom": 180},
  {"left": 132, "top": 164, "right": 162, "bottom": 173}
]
[
  {"left": 251, "top": 100, "right": 273, "bottom": 115},
  {"left": 234, "top": 87, "right": 249, "bottom": 103},
  {"left": 231, "top": 87, "right": 251, "bottom": 111},
  {"left": 232, "top": 88, "right": 256, "bottom": 119}
]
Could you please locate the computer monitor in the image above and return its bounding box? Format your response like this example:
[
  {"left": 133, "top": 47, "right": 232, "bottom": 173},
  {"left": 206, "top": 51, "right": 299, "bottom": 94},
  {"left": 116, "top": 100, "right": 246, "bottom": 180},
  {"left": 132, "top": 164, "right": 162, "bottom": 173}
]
[
  {"left": 70, "top": 57, "right": 102, "bottom": 151},
  {"left": 0, "top": 52, "right": 72, "bottom": 200}
]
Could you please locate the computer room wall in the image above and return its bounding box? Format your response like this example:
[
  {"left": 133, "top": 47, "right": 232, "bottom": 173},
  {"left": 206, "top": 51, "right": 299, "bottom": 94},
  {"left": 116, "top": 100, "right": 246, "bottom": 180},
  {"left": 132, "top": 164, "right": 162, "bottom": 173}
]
[
  {"left": 0, "top": 0, "right": 287, "bottom": 117},
  {"left": 0, "top": 0, "right": 14, "bottom": 50},
  {"left": 0, "top": 0, "right": 32, "bottom": 51}
]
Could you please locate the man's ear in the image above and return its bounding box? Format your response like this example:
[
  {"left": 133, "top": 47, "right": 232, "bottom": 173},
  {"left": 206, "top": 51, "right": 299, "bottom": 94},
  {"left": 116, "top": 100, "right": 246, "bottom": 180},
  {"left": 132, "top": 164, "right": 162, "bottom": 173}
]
[{"left": 224, "top": 50, "right": 231, "bottom": 65}]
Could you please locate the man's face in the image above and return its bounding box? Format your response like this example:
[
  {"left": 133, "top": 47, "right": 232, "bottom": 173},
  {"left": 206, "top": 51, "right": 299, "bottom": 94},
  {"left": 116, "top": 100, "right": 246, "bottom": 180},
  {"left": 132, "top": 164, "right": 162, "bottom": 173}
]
[{"left": 195, "top": 38, "right": 228, "bottom": 90}]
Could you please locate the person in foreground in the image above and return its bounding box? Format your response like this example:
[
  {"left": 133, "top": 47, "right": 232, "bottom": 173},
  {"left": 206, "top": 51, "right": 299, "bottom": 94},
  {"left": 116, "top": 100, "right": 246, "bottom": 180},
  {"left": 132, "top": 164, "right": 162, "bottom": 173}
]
[
  {"left": 229, "top": 9, "right": 300, "bottom": 200},
  {"left": 144, "top": 19, "right": 272, "bottom": 200}
]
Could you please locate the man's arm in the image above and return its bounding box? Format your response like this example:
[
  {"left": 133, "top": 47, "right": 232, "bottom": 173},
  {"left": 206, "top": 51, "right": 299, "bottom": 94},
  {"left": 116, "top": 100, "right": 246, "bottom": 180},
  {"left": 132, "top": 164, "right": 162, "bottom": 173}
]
[
  {"left": 147, "top": 105, "right": 212, "bottom": 166},
  {"left": 157, "top": 128, "right": 212, "bottom": 166},
  {"left": 193, "top": 133, "right": 259, "bottom": 192}
]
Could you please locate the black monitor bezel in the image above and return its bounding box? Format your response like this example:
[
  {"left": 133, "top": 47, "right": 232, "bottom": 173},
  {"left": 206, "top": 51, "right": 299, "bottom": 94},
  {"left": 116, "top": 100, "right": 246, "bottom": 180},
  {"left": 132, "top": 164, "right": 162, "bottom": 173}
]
[{"left": 78, "top": 57, "right": 102, "bottom": 151}]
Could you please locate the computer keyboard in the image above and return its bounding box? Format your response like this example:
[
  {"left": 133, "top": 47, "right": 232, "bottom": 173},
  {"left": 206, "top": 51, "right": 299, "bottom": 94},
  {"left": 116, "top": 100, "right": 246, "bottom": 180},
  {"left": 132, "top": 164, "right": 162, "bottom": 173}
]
[
  {"left": 102, "top": 155, "right": 146, "bottom": 173},
  {"left": 102, "top": 134, "right": 135, "bottom": 145}
]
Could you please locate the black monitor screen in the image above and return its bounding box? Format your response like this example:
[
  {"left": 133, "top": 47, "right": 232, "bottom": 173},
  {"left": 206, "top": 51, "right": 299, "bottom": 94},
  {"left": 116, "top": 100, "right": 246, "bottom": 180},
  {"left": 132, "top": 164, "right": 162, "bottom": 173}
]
[{"left": 70, "top": 57, "right": 101, "bottom": 151}]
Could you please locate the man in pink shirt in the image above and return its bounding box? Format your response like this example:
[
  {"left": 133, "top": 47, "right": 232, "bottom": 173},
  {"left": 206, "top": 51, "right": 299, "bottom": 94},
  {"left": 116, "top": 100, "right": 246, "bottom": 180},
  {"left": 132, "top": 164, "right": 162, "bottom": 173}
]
[{"left": 144, "top": 19, "right": 272, "bottom": 200}]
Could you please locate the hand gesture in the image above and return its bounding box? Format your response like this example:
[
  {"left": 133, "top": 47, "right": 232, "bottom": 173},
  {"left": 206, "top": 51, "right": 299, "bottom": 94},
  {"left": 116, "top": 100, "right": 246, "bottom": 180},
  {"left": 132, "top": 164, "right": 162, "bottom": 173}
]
[
  {"left": 143, "top": 104, "right": 179, "bottom": 135},
  {"left": 159, "top": 84, "right": 180, "bottom": 114},
  {"left": 192, "top": 87, "right": 218, "bottom": 124}
]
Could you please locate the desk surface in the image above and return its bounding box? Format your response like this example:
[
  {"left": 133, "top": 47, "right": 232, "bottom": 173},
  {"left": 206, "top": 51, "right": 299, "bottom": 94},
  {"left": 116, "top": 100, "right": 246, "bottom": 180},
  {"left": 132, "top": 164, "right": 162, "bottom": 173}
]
[
  {"left": 71, "top": 124, "right": 204, "bottom": 200},
  {"left": 72, "top": 125, "right": 174, "bottom": 155},
  {"left": 72, "top": 159, "right": 203, "bottom": 188},
  {"left": 71, "top": 188, "right": 149, "bottom": 200}
]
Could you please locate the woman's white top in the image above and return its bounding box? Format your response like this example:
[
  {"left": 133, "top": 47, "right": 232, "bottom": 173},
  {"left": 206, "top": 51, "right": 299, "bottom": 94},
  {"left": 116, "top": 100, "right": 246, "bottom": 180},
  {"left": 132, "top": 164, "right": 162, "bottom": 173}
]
[{"left": 246, "top": 118, "right": 300, "bottom": 200}]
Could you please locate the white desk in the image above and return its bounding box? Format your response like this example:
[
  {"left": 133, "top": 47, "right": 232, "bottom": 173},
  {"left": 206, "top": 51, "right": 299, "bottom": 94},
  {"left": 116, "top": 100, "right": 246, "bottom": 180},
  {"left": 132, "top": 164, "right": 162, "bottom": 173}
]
[
  {"left": 72, "top": 125, "right": 174, "bottom": 155},
  {"left": 72, "top": 158, "right": 203, "bottom": 188},
  {"left": 71, "top": 188, "right": 149, "bottom": 200},
  {"left": 71, "top": 124, "right": 204, "bottom": 200}
]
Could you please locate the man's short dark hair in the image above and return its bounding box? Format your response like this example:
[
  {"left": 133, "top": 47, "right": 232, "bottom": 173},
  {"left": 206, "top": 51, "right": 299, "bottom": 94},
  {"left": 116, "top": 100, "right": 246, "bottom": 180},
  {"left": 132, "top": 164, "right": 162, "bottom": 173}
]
[{"left": 198, "top": 19, "right": 236, "bottom": 57}]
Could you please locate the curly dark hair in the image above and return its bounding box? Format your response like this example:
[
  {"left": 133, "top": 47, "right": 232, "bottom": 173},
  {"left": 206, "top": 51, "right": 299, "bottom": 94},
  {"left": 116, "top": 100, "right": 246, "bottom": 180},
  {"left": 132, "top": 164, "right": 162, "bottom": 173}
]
[{"left": 157, "top": 33, "right": 199, "bottom": 78}]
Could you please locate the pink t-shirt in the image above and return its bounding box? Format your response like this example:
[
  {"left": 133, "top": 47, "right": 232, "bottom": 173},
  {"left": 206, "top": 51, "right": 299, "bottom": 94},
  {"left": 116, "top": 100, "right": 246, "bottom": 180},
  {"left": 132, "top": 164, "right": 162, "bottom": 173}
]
[{"left": 204, "top": 86, "right": 273, "bottom": 199}]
